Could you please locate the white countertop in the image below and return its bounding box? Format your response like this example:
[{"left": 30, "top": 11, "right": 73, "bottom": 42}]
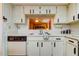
[
  {"left": 8, "top": 34, "right": 79, "bottom": 41},
  {"left": 65, "top": 35, "right": 79, "bottom": 41}
]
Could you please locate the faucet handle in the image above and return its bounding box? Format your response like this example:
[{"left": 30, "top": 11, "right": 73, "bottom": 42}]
[
  {"left": 45, "top": 32, "right": 50, "bottom": 35},
  {"left": 39, "top": 30, "right": 43, "bottom": 35}
]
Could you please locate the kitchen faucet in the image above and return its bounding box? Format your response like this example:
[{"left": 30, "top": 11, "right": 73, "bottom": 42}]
[{"left": 39, "top": 30, "right": 50, "bottom": 40}]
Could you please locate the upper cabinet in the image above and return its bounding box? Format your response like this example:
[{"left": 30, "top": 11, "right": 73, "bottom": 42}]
[
  {"left": 3, "top": 4, "right": 12, "bottom": 22},
  {"left": 67, "top": 3, "right": 79, "bottom": 23},
  {"left": 76, "top": 4, "right": 79, "bottom": 20},
  {"left": 54, "top": 6, "right": 67, "bottom": 24},
  {"left": 24, "top": 6, "right": 56, "bottom": 14},
  {"left": 67, "top": 4, "right": 77, "bottom": 23},
  {"left": 24, "top": 6, "right": 39, "bottom": 14},
  {"left": 13, "top": 6, "right": 25, "bottom": 24}
]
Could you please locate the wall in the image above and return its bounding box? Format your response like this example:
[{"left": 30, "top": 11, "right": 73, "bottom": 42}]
[
  {"left": 70, "top": 22, "right": 79, "bottom": 35},
  {"left": 0, "top": 3, "right": 3, "bottom": 56},
  {"left": 17, "top": 16, "right": 62, "bottom": 36},
  {"left": 2, "top": 3, "right": 14, "bottom": 55}
]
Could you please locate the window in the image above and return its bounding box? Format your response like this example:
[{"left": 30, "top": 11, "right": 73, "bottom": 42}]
[{"left": 29, "top": 16, "right": 51, "bottom": 30}]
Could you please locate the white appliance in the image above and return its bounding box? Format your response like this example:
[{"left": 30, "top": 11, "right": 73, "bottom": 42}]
[
  {"left": 66, "top": 38, "right": 78, "bottom": 56},
  {"left": 8, "top": 36, "right": 27, "bottom": 56}
]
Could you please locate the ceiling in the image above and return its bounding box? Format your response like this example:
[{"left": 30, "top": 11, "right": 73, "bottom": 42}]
[{"left": 11, "top": 3, "right": 69, "bottom": 6}]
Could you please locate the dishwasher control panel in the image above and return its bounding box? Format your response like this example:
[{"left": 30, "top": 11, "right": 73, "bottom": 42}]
[{"left": 8, "top": 36, "right": 27, "bottom": 42}]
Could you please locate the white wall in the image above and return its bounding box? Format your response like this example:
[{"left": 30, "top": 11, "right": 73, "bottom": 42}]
[
  {"left": 0, "top": 3, "right": 3, "bottom": 56},
  {"left": 70, "top": 22, "right": 79, "bottom": 35},
  {"left": 2, "top": 3, "right": 14, "bottom": 55},
  {"left": 16, "top": 16, "right": 62, "bottom": 36}
]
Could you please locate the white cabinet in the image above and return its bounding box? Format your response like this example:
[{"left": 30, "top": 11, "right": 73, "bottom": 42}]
[
  {"left": 27, "top": 37, "right": 66, "bottom": 56},
  {"left": 27, "top": 41, "right": 39, "bottom": 56},
  {"left": 40, "top": 41, "right": 52, "bottom": 56},
  {"left": 75, "top": 4, "right": 79, "bottom": 20},
  {"left": 48, "top": 6, "right": 56, "bottom": 14},
  {"left": 39, "top": 6, "right": 46, "bottom": 14},
  {"left": 40, "top": 6, "right": 56, "bottom": 14},
  {"left": 66, "top": 38, "right": 78, "bottom": 56},
  {"left": 13, "top": 6, "right": 25, "bottom": 24},
  {"left": 24, "top": 6, "right": 56, "bottom": 14},
  {"left": 66, "top": 43, "right": 78, "bottom": 56},
  {"left": 50, "top": 37, "right": 65, "bottom": 56},
  {"left": 27, "top": 40, "right": 52, "bottom": 56},
  {"left": 24, "top": 6, "right": 31, "bottom": 14},
  {"left": 68, "top": 4, "right": 76, "bottom": 22},
  {"left": 67, "top": 3, "right": 79, "bottom": 23},
  {"left": 3, "top": 4, "right": 11, "bottom": 22},
  {"left": 76, "top": 4, "right": 79, "bottom": 14},
  {"left": 54, "top": 6, "right": 67, "bottom": 24},
  {"left": 24, "top": 6, "right": 39, "bottom": 14},
  {"left": 27, "top": 37, "right": 52, "bottom": 56},
  {"left": 53, "top": 41, "right": 65, "bottom": 56}
]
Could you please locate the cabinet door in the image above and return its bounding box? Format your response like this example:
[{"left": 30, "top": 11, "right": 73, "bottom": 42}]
[
  {"left": 24, "top": 6, "right": 39, "bottom": 14},
  {"left": 54, "top": 6, "right": 67, "bottom": 23},
  {"left": 47, "top": 6, "right": 56, "bottom": 14},
  {"left": 76, "top": 4, "right": 79, "bottom": 20},
  {"left": 32, "top": 6, "right": 39, "bottom": 14},
  {"left": 40, "top": 6, "right": 46, "bottom": 14},
  {"left": 53, "top": 41, "right": 65, "bottom": 56},
  {"left": 66, "top": 43, "right": 77, "bottom": 56},
  {"left": 13, "top": 6, "right": 25, "bottom": 24},
  {"left": 76, "top": 4, "right": 79, "bottom": 14},
  {"left": 40, "top": 41, "right": 52, "bottom": 56},
  {"left": 68, "top": 4, "right": 77, "bottom": 22},
  {"left": 24, "top": 6, "right": 32, "bottom": 14},
  {"left": 57, "top": 6, "right": 67, "bottom": 23},
  {"left": 27, "top": 41, "right": 39, "bottom": 56}
]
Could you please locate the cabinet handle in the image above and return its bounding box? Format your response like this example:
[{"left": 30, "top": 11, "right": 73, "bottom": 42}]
[
  {"left": 54, "top": 42, "right": 56, "bottom": 47},
  {"left": 33, "top": 9, "right": 34, "bottom": 14},
  {"left": 39, "top": 6, "right": 41, "bottom": 9},
  {"left": 37, "top": 42, "right": 39, "bottom": 47},
  {"left": 57, "top": 18, "right": 59, "bottom": 23},
  {"left": 74, "top": 48, "right": 76, "bottom": 55},
  {"left": 73, "top": 16, "right": 75, "bottom": 20},
  {"left": 21, "top": 18, "right": 23, "bottom": 22},
  {"left": 46, "top": 9, "right": 48, "bottom": 14},
  {"left": 49, "top": 9, "right": 51, "bottom": 14},
  {"left": 39, "top": 11, "right": 41, "bottom": 14},
  {"left": 41, "top": 42, "right": 43, "bottom": 47},
  {"left": 78, "top": 14, "right": 79, "bottom": 19},
  {"left": 68, "top": 40, "right": 74, "bottom": 43},
  {"left": 56, "top": 38, "right": 61, "bottom": 40},
  {"left": 30, "top": 9, "right": 31, "bottom": 14}
]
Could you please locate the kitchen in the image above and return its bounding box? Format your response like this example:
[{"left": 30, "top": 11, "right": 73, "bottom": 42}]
[{"left": 1, "top": 3, "right": 79, "bottom": 56}]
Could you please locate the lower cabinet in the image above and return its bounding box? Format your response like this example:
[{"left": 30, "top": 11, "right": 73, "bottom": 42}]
[
  {"left": 27, "top": 40, "right": 52, "bottom": 56},
  {"left": 27, "top": 41, "right": 39, "bottom": 56},
  {"left": 53, "top": 41, "right": 65, "bottom": 56},
  {"left": 40, "top": 41, "right": 52, "bottom": 56},
  {"left": 66, "top": 38, "right": 78, "bottom": 56},
  {"left": 27, "top": 37, "right": 65, "bottom": 56},
  {"left": 66, "top": 43, "right": 77, "bottom": 56}
]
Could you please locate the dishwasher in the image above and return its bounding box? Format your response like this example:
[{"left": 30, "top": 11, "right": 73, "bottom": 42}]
[
  {"left": 8, "top": 36, "right": 27, "bottom": 56},
  {"left": 66, "top": 38, "right": 78, "bottom": 56}
]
